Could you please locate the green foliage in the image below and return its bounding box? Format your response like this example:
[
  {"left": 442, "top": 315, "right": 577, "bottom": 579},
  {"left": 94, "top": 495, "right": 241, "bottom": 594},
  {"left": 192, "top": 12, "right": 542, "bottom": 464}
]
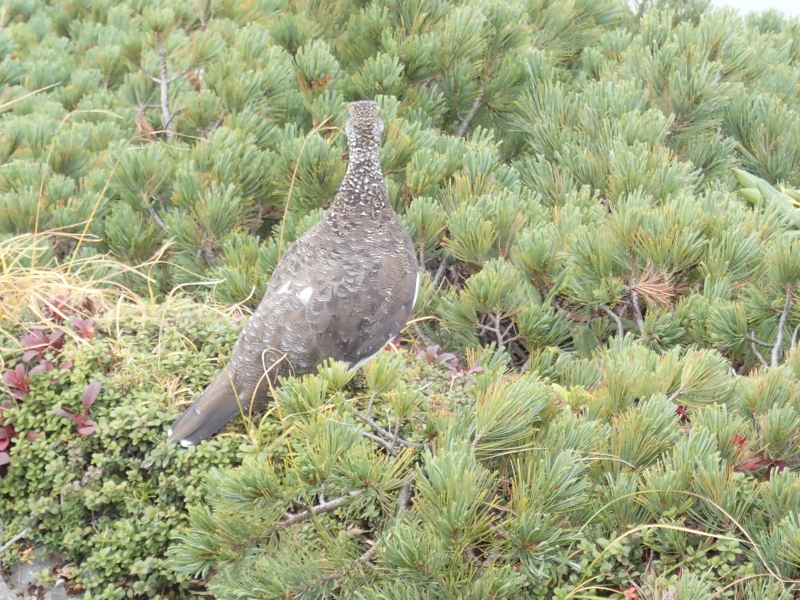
[
  {"left": 165, "top": 338, "right": 800, "bottom": 599},
  {"left": 0, "top": 302, "right": 250, "bottom": 599},
  {"left": 3, "top": 0, "right": 800, "bottom": 598}
]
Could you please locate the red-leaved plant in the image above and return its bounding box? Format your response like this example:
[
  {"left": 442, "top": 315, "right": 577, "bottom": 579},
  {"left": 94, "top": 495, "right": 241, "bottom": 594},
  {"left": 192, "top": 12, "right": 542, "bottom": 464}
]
[
  {"left": 2, "top": 365, "right": 30, "bottom": 399},
  {"left": 0, "top": 402, "right": 17, "bottom": 466},
  {"left": 20, "top": 329, "right": 65, "bottom": 363},
  {"left": 54, "top": 381, "right": 101, "bottom": 436},
  {"left": 417, "top": 344, "right": 483, "bottom": 380},
  {"left": 71, "top": 316, "right": 96, "bottom": 339}
]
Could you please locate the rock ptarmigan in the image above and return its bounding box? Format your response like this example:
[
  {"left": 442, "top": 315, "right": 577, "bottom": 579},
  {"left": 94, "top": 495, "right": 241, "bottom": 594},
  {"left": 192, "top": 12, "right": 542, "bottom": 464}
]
[{"left": 167, "top": 101, "right": 419, "bottom": 446}]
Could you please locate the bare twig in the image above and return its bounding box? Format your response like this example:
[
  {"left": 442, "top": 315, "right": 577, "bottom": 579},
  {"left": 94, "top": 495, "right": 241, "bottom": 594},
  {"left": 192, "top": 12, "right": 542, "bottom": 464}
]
[
  {"left": 292, "top": 540, "right": 384, "bottom": 592},
  {"left": 630, "top": 288, "right": 646, "bottom": 336},
  {"left": 146, "top": 205, "right": 168, "bottom": 232},
  {"left": 362, "top": 431, "right": 396, "bottom": 454},
  {"left": 601, "top": 304, "right": 624, "bottom": 343},
  {"left": 0, "top": 527, "right": 30, "bottom": 554},
  {"left": 791, "top": 323, "right": 800, "bottom": 353},
  {"left": 471, "top": 431, "right": 482, "bottom": 449},
  {"left": 746, "top": 334, "right": 773, "bottom": 348},
  {"left": 155, "top": 38, "right": 174, "bottom": 140},
  {"left": 139, "top": 66, "right": 161, "bottom": 84},
  {"left": 397, "top": 471, "right": 415, "bottom": 515},
  {"left": 277, "top": 490, "right": 364, "bottom": 530},
  {"left": 432, "top": 254, "right": 450, "bottom": 289},
  {"left": 354, "top": 411, "right": 421, "bottom": 449},
  {"left": 668, "top": 388, "right": 684, "bottom": 403},
  {"left": 772, "top": 286, "right": 794, "bottom": 367},
  {"left": 203, "top": 115, "right": 225, "bottom": 138},
  {"left": 166, "top": 67, "right": 191, "bottom": 84},
  {"left": 750, "top": 335, "right": 769, "bottom": 368},
  {"left": 476, "top": 311, "right": 519, "bottom": 348},
  {"left": 455, "top": 95, "right": 483, "bottom": 138},
  {"left": 390, "top": 419, "right": 403, "bottom": 454}
]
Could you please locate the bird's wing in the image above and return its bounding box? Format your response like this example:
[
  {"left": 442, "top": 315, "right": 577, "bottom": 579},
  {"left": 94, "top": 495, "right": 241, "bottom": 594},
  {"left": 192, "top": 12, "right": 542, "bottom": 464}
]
[{"left": 254, "top": 248, "right": 417, "bottom": 372}]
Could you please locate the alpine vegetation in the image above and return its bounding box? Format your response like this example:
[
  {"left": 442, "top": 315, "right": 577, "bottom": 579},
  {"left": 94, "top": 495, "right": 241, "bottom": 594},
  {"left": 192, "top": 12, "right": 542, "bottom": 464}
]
[{"left": 0, "top": 0, "right": 799, "bottom": 599}]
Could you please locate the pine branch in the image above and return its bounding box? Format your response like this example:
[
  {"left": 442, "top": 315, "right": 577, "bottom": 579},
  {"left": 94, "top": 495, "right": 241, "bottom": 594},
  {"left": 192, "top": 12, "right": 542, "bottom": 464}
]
[
  {"left": 455, "top": 95, "right": 483, "bottom": 138},
  {"left": 291, "top": 540, "right": 384, "bottom": 593},
  {"left": 276, "top": 490, "right": 364, "bottom": 530},
  {"left": 771, "top": 286, "right": 794, "bottom": 367}
]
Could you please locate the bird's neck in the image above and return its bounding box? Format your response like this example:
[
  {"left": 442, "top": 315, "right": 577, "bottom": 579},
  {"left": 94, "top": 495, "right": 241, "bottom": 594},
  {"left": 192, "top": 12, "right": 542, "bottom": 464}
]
[{"left": 326, "top": 150, "right": 392, "bottom": 228}]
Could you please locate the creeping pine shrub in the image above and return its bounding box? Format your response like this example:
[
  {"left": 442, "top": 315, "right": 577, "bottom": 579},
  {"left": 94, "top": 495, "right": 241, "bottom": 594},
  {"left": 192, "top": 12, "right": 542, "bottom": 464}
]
[{"left": 0, "top": 300, "right": 251, "bottom": 600}]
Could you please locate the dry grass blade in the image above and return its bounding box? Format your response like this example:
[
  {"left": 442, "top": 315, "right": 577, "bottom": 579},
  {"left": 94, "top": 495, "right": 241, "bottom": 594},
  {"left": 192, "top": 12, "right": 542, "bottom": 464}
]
[
  {"left": 136, "top": 108, "right": 158, "bottom": 141},
  {"left": 0, "top": 83, "right": 61, "bottom": 114}
]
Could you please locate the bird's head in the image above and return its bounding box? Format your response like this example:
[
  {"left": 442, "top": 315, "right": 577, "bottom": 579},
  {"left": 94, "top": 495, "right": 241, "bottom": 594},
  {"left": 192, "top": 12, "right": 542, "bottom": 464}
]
[{"left": 345, "top": 100, "right": 383, "bottom": 155}]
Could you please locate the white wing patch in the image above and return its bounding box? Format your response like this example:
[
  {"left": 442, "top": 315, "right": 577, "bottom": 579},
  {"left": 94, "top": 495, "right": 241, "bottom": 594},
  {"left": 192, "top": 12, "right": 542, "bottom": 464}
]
[
  {"left": 297, "top": 286, "right": 314, "bottom": 304},
  {"left": 277, "top": 281, "right": 291, "bottom": 294}
]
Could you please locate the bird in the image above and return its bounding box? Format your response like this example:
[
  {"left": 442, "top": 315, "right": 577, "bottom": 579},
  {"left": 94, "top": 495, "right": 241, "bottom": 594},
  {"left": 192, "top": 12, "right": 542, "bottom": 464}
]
[{"left": 167, "top": 100, "right": 419, "bottom": 446}]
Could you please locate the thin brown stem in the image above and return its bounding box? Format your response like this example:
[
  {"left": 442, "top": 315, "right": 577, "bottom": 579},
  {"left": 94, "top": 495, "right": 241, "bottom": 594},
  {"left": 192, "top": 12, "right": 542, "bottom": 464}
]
[{"left": 456, "top": 95, "right": 483, "bottom": 138}]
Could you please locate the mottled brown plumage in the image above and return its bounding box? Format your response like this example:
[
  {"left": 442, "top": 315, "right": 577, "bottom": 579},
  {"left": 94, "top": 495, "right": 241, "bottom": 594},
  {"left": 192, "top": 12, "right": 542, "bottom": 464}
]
[{"left": 167, "top": 101, "right": 418, "bottom": 446}]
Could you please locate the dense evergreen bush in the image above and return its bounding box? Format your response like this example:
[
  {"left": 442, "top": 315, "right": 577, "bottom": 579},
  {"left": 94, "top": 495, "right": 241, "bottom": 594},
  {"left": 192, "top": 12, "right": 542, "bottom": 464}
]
[{"left": 2, "top": 0, "right": 800, "bottom": 597}]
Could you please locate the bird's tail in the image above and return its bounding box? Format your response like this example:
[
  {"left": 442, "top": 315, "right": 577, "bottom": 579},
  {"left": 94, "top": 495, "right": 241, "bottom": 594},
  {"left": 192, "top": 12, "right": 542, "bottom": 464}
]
[{"left": 167, "top": 370, "right": 243, "bottom": 446}]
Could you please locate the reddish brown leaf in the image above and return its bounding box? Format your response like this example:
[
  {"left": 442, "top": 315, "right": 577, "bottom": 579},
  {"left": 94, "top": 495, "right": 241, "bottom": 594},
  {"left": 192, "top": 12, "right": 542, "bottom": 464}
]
[
  {"left": 622, "top": 587, "right": 638, "bottom": 600},
  {"left": 22, "top": 350, "right": 40, "bottom": 363},
  {"left": 30, "top": 361, "right": 54, "bottom": 376},
  {"left": 81, "top": 381, "right": 102, "bottom": 410},
  {"left": 71, "top": 317, "right": 96, "bottom": 340},
  {"left": 45, "top": 294, "right": 72, "bottom": 323},
  {"left": 53, "top": 408, "right": 74, "bottom": 419}
]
